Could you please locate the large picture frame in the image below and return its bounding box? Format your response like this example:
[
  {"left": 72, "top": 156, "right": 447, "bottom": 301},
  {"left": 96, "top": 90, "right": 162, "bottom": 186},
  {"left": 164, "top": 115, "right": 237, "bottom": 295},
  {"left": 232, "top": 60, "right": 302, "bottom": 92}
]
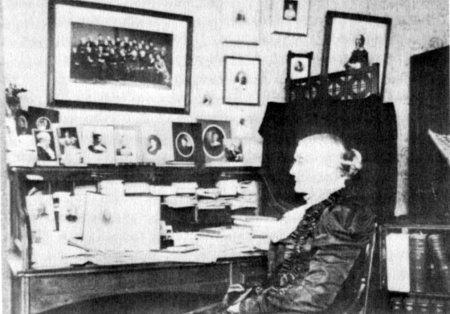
[
  {"left": 321, "top": 11, "right": 391, "bottom": 98},
  {"left": 271, "top": 0, "right": 310, "bottom": 36},
  {"left": 223, "top": 57, "right": 261, "bottom": 106},
  {"left": 48, "top": 0, "right": 193, "bottom": 114}
]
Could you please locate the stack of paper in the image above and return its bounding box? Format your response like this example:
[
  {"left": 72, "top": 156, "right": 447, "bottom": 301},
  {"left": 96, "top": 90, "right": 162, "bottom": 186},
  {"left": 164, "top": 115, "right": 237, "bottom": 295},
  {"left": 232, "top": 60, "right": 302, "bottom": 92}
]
[
  {"left": 172, "top": 182, "right": 198, "bottom": 194},
  {"left": 164, "top": 195, "right": 197, "bottom": 208},
  {"left": 124, "top": 182, "right": 151, "bottom": 194},
  {"left": 149, "top": 185, "right": 177, "bottom": 195}
]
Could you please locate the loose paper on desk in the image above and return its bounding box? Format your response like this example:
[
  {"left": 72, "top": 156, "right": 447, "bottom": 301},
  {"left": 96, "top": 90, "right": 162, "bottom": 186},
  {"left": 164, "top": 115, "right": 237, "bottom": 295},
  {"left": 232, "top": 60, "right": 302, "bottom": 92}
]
[
  {"left": 386, "top": 233, "right": 410, "bottom": 292},
  {"left": 83, "top": 193, "right": 160, "bottom": 251}
]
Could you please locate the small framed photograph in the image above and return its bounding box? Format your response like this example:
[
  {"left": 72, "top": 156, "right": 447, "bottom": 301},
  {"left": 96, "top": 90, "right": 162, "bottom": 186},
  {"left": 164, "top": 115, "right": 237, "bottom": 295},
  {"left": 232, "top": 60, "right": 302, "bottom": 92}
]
[
  {"left": 321, "top": 11, "right": 391, "bottom": 97},
  {"left": 33, "top": 129, "right": 59, "bottom": 166},
  {"left": 223, "top": 57, "right": 261, "bottom": 106},
  {"left": 221, "top": 0, "right": 261, "bottom": 45},
  {"left": 80, "top": 126, "right": 115, "bottom": 164},
  {"left": 224, "top": 138, "right": 243, "bottom": 162},
  {"left": 15, "top": 110, "right": 30, "bottom": 135},
  {"left": 271, "top": 0, "right": 310, "bottom": 36},
  {"left": 141, "top": 124, "right": 173, "bottom": 165},
  {"left": 56, "top": 126, "right": 85, "bottom": 166},
  {"left": 113, "top": 126, "right": 139, "bottom": 164},
  {"left": 198, "top": 120, "right": 231, "bottom": 162},
  {"left": 172, "top": 122, "right": 203, "bottom": 163},
  {"left": 28, "top": 106, "right": 60, "bottom": 131},
  {"left": 287, "top": 51, "right": 313, "bottom": 80}
]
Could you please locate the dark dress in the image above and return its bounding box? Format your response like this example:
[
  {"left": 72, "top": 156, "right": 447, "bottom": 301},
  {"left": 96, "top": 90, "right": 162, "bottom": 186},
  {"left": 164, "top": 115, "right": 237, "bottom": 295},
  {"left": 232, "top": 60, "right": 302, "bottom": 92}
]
[
  {"left": 237, "top": 189, "right": 375, "bottom": 313},
  {"left": 348, "top": 49, "right": 369, "bottom": 68}
]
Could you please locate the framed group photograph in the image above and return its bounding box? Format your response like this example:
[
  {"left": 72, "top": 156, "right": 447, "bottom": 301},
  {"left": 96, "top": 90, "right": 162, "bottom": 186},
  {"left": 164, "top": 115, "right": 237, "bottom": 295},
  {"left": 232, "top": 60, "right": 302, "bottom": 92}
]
[
  {"left": 271, "top": 0, "right": 310, "bottom": 36},
  {"left": 221, "top": 0, "right": 261, "bottom": 45},
  {"left": 287, "top": 51, "right": 313, "bottom": 80},
  {"left": 321, "top": 11, "right": 392, "bottom": 97},
  {"left": 33, "top": 129, "right": 59, "bottom": 166},
  {"left": 223, "top": 57, "right": 261, "bottom": 106},
  {"left": 80, "top": 125, "right": 115, "bottom": 164},
  {"left": 56, "top": 126, "right": 85, "bottom": 166},
  {"left": 48, "top": 0, "right": 193, "bottom": 113}
]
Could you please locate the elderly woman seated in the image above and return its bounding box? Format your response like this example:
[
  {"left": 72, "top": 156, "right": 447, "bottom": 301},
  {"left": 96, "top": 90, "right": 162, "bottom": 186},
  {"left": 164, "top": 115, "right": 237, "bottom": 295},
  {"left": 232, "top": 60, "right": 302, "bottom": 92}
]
[{"left": 221, "top": 133, "right": 376, "bottom": 314}]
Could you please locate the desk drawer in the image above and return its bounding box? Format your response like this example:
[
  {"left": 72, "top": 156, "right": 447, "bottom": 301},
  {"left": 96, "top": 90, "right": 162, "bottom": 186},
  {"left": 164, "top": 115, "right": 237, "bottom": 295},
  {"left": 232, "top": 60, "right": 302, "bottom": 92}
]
[{"left": 28, "top": 264, "right": 229, "bottom": 313}]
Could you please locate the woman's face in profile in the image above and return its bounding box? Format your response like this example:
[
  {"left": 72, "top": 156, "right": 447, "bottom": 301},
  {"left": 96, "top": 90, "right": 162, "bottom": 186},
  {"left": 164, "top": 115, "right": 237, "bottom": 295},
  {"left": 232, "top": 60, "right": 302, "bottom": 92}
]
[{"left": 289, "top": 138, "right": 343, "bottom": 194}]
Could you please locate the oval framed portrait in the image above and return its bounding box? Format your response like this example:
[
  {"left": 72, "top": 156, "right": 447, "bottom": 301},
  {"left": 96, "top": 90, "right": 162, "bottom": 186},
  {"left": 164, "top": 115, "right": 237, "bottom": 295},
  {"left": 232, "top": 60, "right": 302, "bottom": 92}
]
[
  {"left": 202, "top": 124, "right": 225, "bottom": 158},
  {"left": 175, "top": 132, "right": 195, "bottom": 158},
  {"left": 147, "top": 134, "right": 162, "bottom": 156}
]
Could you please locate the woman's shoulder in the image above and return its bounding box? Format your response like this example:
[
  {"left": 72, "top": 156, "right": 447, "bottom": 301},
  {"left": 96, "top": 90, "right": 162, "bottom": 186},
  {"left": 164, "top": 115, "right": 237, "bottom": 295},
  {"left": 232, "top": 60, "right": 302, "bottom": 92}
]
[{"left": 320, "top": 197, "right": 376, "bottom": 242}]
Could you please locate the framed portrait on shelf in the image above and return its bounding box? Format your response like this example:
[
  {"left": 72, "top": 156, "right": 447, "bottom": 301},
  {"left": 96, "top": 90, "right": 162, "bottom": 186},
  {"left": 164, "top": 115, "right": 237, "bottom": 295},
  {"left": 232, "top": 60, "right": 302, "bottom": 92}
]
[
  {"left": 48, "top": 0, "right": 193, "bottom": 114},
  {"left": 113, "top": 125, "right": 139, "bottom": 164},
  {"left": 321, "top": 11, "right": 391, "bottom": 97},
  {"left": 223, "top": 57, "right": 261, "bottom": 106},
  {"left": 80, "top": 125, "right": 115, "bottom": 164},
  {"left": 33, "top": 129, "right": 60, "bottom": 166},
  {"left": 140, "top": 124, "right": 173, "bottom": 166},
  {"left": 56, "top": 126, "right": 85, "bottom": 166},
  {"left": 221, "top": 0, "right": 261, "bottom": 45},
  {"left": 28, "top": 106, "right": 60, "bottom": 131},
  {"left": 172, "top": 122, "right": 203, "bottom": 163},
  {"left": 198, "top": 120, "right": 231, "bottom": 163},
  {"left": 287, "top": 51, "right": 313, "bottom": 80},
  {"left": 271, "top": 0, "right": 310, "bottom": 35}
]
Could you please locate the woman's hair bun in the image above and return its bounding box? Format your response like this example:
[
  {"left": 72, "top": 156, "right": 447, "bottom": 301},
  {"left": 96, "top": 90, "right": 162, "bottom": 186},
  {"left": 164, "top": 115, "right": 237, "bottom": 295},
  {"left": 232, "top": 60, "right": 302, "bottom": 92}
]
[{"left": 341, "top": 148, "right": 363, "bottom": 177}]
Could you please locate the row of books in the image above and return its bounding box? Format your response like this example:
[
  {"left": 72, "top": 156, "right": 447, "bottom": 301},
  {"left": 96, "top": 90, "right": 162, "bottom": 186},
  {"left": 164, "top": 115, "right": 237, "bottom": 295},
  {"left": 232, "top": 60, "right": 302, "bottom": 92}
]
[
  {"left": 390, "top": 295, "right": 449, "bottom": 313},
  {"left": 409, "top": 233, "right": 450, "bottom": 294}
]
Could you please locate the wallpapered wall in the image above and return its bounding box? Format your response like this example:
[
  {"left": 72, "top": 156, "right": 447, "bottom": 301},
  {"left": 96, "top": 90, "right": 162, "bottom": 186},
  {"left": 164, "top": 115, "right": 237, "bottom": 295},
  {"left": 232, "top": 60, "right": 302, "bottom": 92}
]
[{"left": 2, "top": 0, "right": 449, "bottom": 215}]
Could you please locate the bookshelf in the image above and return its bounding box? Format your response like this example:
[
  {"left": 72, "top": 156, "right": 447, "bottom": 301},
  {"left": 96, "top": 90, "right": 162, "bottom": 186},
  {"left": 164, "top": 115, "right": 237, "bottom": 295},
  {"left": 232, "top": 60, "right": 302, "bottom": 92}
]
[{"left": 380, "top": 222, "right": 450, "bottom": 312}]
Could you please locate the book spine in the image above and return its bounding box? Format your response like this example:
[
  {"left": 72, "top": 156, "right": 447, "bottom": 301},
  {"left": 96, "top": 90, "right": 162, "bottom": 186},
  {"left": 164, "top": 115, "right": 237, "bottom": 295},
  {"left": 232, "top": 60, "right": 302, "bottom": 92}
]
[
  {"left": 409, "top": 234, "right": 428, "bottom": 293},
  {"left": 427, "top": 234, "right": 450, "bottom": 293}
]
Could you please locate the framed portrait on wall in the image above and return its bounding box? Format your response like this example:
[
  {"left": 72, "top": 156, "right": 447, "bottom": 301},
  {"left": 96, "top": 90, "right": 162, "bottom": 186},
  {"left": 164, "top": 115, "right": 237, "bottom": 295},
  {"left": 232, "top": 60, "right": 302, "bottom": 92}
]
[
  {"left": 48, "top": 0, "right": 193, "bottom": 114},
  {"left": 221, "top": 0, "right": 261, "bottom": 45},
  {"left": 56, "top": 126, "right": 85, "bottom": 166},
  {"left": 321, "top": 11, "right": 391, "bottom": 97},
  {"left": 287, "top": 51, "right": 313, "bottom": 80},
  {"left": 113, "top": 125, "right": 139, "bottom": 164},
  {"left": 271, "top": 0, "right": 310, "bottom": 35},
  {"left": 80, "top": 125, "right": 115, "bottom": 164},
  {"left": 33, "top": 129, "right": 60, "bottom": 166},
  {"left": 140, "top": 123, "right": 173, "bottom": 165},
  {"left": 198, "top": 120, "right": 231, "bottom": 163},
  {"left": 223, "top": 57, "right": 261, "bottom": 106}
]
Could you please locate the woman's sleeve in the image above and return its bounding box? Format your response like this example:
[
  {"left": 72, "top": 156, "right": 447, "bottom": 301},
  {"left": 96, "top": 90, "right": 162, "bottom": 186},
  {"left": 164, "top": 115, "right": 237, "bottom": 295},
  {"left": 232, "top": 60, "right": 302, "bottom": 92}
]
[{"left": 240, "top": 205, "right": 375, "bottom": 313}]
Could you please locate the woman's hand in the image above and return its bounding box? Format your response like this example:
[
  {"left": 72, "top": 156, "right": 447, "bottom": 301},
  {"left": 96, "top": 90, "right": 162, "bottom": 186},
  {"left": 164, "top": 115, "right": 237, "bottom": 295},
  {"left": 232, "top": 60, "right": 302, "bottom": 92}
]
[{"left": 268, "top": 205, "right": 308, "bottom": 243}]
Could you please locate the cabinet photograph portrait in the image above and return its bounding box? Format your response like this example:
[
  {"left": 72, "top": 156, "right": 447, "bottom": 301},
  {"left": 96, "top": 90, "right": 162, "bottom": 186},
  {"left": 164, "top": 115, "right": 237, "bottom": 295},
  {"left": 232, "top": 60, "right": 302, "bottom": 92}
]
[
  {"left": 198, "top": 120, "right": 231, "bottom": 162},
  {"left": 81, "top": 125, "right": 115, "bottom": 164},
  {"left": 33, "top": 129, "right": 59, "bottom": 166},
  {"left": 140, "top": 123, "right": 173, "bottom": 165},
  {"left": 56, "top": 126, "right": 85, "bottom": 166}
]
